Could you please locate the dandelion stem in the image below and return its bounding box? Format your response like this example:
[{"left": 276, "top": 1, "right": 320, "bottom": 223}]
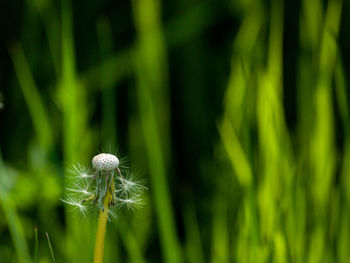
[{"left": 93, "top": 180, "right": 114, "bottom": 263}]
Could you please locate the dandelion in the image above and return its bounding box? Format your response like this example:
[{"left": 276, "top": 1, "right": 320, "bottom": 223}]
[{"left": 62, "top": 153, "right": 146, "bottom": 263}]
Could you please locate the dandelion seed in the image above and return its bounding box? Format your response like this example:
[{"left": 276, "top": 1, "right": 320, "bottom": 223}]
[
  {"left": 116, "top": 175, "right": 147, "bottom": 196},
  {"left": 116, "top": 195, "right": 144, "bottom": 210},
  {"left": 61, "top": 197, "right": 87, "bottom": 216},
  {"left": 66, "top": 188, "right": 91, "bottom": 196},
  {"left": 71, "top": 164, "right": 93, "bottom": 179}
]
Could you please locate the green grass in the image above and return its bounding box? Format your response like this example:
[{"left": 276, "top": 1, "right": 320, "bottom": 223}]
[{"left": 0, "top": 0, "right": 349, "bottom": 262}]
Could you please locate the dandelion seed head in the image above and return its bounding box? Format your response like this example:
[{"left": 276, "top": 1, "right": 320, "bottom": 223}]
[
  {"left": 92, "top": 153, "right": 119, "bottom": 171},
  {"left": 63, "top": 152, "right": 146, "bottom": 219}
]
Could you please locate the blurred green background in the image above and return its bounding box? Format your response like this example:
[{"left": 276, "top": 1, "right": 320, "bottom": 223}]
[{"left": 1, "top": 0, "right": 350, "bottom": 262}]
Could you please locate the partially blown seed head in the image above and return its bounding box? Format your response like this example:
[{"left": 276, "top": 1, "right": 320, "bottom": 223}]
[{"left": 63, "top": 152, "right": 146, "bottom": 218}]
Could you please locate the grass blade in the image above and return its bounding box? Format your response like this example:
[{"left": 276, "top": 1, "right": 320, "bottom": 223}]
[
  {"left": 34, "top": 227, "right": 39, "bottom": 263},
  {"left": 0, "top": 153, "right": 32, "bottom": 263},
  {"left": 46, "top": 232, "right": 56, "bottom": 263},
  {"left": 132, "top": 0, "right": 182, "bottom": 262},
  {"left": 8, "top": 43, "right": 53, "bottom": 151}
]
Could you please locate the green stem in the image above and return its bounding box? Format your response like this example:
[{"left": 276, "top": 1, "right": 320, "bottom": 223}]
[{"left": 94, "top": 181, "right": 114, "bottom": 263}]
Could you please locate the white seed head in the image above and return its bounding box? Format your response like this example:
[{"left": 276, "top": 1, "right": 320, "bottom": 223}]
[{"left": 92, "top": 153, "right": 119, "bottom": 171}]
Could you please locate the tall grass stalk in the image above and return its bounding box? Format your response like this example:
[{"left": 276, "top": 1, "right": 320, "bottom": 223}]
[
  {"left": 60, "top": 0, "right": 94, "bottom": 261},
  {"left": 132, "top": 0, "right": 181, "bottom": 262},
  {"left": 9, "top": 44, "right": 53, "bottom": 152},
  {"left": 116, "top": 215, "right": 146, "bottom": 263}
]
